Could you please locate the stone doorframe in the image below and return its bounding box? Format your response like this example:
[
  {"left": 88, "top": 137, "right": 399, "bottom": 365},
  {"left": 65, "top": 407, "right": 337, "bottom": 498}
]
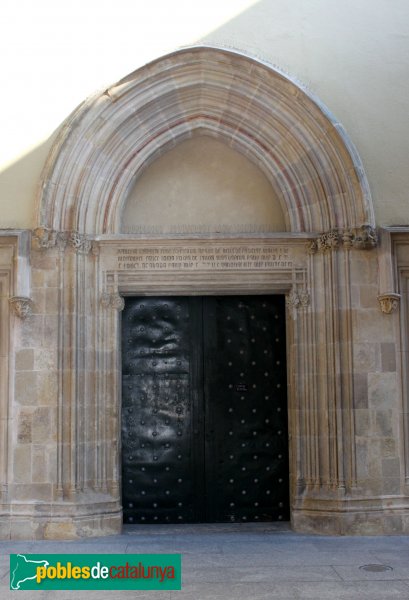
[
  {"left": 22, "top": 46, "right": 380, "bottom": 537},
  {"left": 26, "top": 228, "right": 377, "bottom": 537}
]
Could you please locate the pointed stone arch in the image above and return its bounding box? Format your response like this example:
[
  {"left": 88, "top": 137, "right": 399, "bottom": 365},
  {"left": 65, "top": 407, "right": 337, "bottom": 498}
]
[{"left": 37, "top": 46, "right": 374, "bottom": 234}]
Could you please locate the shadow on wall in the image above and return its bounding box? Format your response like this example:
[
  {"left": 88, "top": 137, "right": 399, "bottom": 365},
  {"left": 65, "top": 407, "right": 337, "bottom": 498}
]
[{"left": 0, "top": 134, "right": 57, "bottom": 229}]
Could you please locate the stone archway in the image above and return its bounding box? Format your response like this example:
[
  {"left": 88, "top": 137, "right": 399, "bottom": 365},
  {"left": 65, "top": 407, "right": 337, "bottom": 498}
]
[
  {"left": 38, "top": 46, "right": 373, "bottom": 235},
  {"left": 26, "top": 46, "right": 380, "bottom": 538}
]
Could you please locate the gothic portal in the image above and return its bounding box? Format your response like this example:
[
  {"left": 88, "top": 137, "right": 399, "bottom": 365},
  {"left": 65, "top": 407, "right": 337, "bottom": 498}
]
[{"left": 1, "top": 47, "right": 407, "bottom": 539}]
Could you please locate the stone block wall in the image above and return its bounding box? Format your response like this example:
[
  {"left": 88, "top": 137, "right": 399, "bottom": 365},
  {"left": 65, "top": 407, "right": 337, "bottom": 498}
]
[
  {"left": 351, "top": 252, "right": 402, "bottom": 499},
  {"left": 12, "top": 253, "right": 59, "bottom": 509}
]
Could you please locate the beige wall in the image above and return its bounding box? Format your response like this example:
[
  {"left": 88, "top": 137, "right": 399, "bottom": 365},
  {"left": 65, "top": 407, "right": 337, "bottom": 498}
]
[
  {"left": 1, "top": 0, "right": 408, "bottom": 229},
  {"left": 122, "top": 138, "right": 286, "bottom": 233}
]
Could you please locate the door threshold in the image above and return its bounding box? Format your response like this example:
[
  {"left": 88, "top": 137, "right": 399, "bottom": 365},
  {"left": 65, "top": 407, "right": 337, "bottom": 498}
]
[{"left": 122, "top": 522, "right": 292, "bottom": 536}]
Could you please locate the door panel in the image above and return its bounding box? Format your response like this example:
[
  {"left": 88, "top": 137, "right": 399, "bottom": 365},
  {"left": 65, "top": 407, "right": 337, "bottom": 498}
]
[
  {"left": 203, "top": 296, "right": 289, "bottom": 522},
  {"left": 121, "top": 295, "right": 289, "bottom": 524},
  {"left": 122, "top": 297, "right": 204, "bottom": 524}
]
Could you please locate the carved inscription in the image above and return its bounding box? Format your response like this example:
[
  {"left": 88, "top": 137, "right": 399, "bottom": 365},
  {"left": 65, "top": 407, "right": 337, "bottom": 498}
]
[{"left": 116, "top": 245, "right": 292, "bottom": 271}]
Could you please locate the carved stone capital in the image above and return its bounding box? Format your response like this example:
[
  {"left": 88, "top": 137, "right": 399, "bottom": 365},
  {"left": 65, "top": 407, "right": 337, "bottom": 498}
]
[
  {"left": 33, "top": 227, "right": 57, "bottom": 249},
  {"left": 308, "top": 230, "right": 340, "bottom": 254},
  {"left": 378, "top": 293, "right": 400, "bottom": 314},
  {"left": 299, "top": 290, "right": 310, "bottom": 307},
  {"left": 286, "top": 288, "right": 310, "bottom": 310},
  {"left": 307, "top": 240, "right": 318, "bottom": 254},
  {"left": 350, "top": 225, "right": 377, "bottom": 249},
  {"left": 286, "top": 289, "right": 300, "bottom": 309},
  {"left": 308, "top": 225, "right": 377, "bottom": 254},
  {"left": 68, "top": 231, "right": 93, "bottom": 254},
  {"left": 319, "top": 229, "right": 340, "bottom": 252},
  {"left": 342, "top": 229, "right": 354, "bottom": 249},
  {"left": 56, "top": 232, "right": 69, "bottom": 250},
  {"left": 101, "top": 292, "right": 125, "bottom": 311},
  {"left": 91, "top": 241, "right": 100, "bottom": 256},
  {"left": 100, "top": 292, "right": 111, "bottom": 308},
  {"left": 32, "top": 228, "right": 93, "bottom": 254},
  {"left": 9, "top": 296, "right": 34, "bottom": 319}
]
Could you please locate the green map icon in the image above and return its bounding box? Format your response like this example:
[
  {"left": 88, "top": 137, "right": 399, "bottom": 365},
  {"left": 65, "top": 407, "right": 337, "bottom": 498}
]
[
  {"left": 9, "top": 553, "right": 181, "bottom": 590},
  {"left": 10, "top": 554, "right": 49, "bottom": 590}
]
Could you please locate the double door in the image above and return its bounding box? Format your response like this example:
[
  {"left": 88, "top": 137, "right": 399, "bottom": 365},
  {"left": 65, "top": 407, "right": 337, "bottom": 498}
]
[{"left": 121, "top": 295, "right": 289, "bottom": 524}]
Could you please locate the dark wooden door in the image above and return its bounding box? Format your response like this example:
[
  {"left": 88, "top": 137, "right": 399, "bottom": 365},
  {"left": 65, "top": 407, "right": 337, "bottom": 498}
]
[{"left": 121, "top": 296, "right": 289, "bottom": 524}]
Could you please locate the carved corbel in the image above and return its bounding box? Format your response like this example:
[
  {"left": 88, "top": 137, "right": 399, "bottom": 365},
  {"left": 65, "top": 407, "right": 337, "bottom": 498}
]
[
  {"left": 101, "top": 292, "right": 125, "bottom": 311},
  {"left": 377, "top": 293, "right": 400, "bottom": 314},
  {"left": 9, "top": 296, "right": 34, "bottom": 319},
  {"left": 377, "top": 229, "right": 398, "bottom": 314}
]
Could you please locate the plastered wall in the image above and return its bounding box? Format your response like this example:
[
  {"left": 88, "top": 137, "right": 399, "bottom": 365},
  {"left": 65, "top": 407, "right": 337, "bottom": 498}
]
[
  {"left": 1, "top": 0, "right": 409, "bottom": 229},
  {"left": 122, "top": 138, "right": 286, "bottom": 233}
]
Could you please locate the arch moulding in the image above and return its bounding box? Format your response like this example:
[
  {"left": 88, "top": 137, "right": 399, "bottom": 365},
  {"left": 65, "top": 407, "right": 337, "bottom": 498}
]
[{"left": 37, "top": 45, "right": 374, "bottom": 236}]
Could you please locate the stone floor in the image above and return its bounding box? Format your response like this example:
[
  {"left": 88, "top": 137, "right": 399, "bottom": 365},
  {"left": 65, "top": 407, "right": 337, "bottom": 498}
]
[{"left": 1, "top": 523, "right": 409, "bottom": 598}]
